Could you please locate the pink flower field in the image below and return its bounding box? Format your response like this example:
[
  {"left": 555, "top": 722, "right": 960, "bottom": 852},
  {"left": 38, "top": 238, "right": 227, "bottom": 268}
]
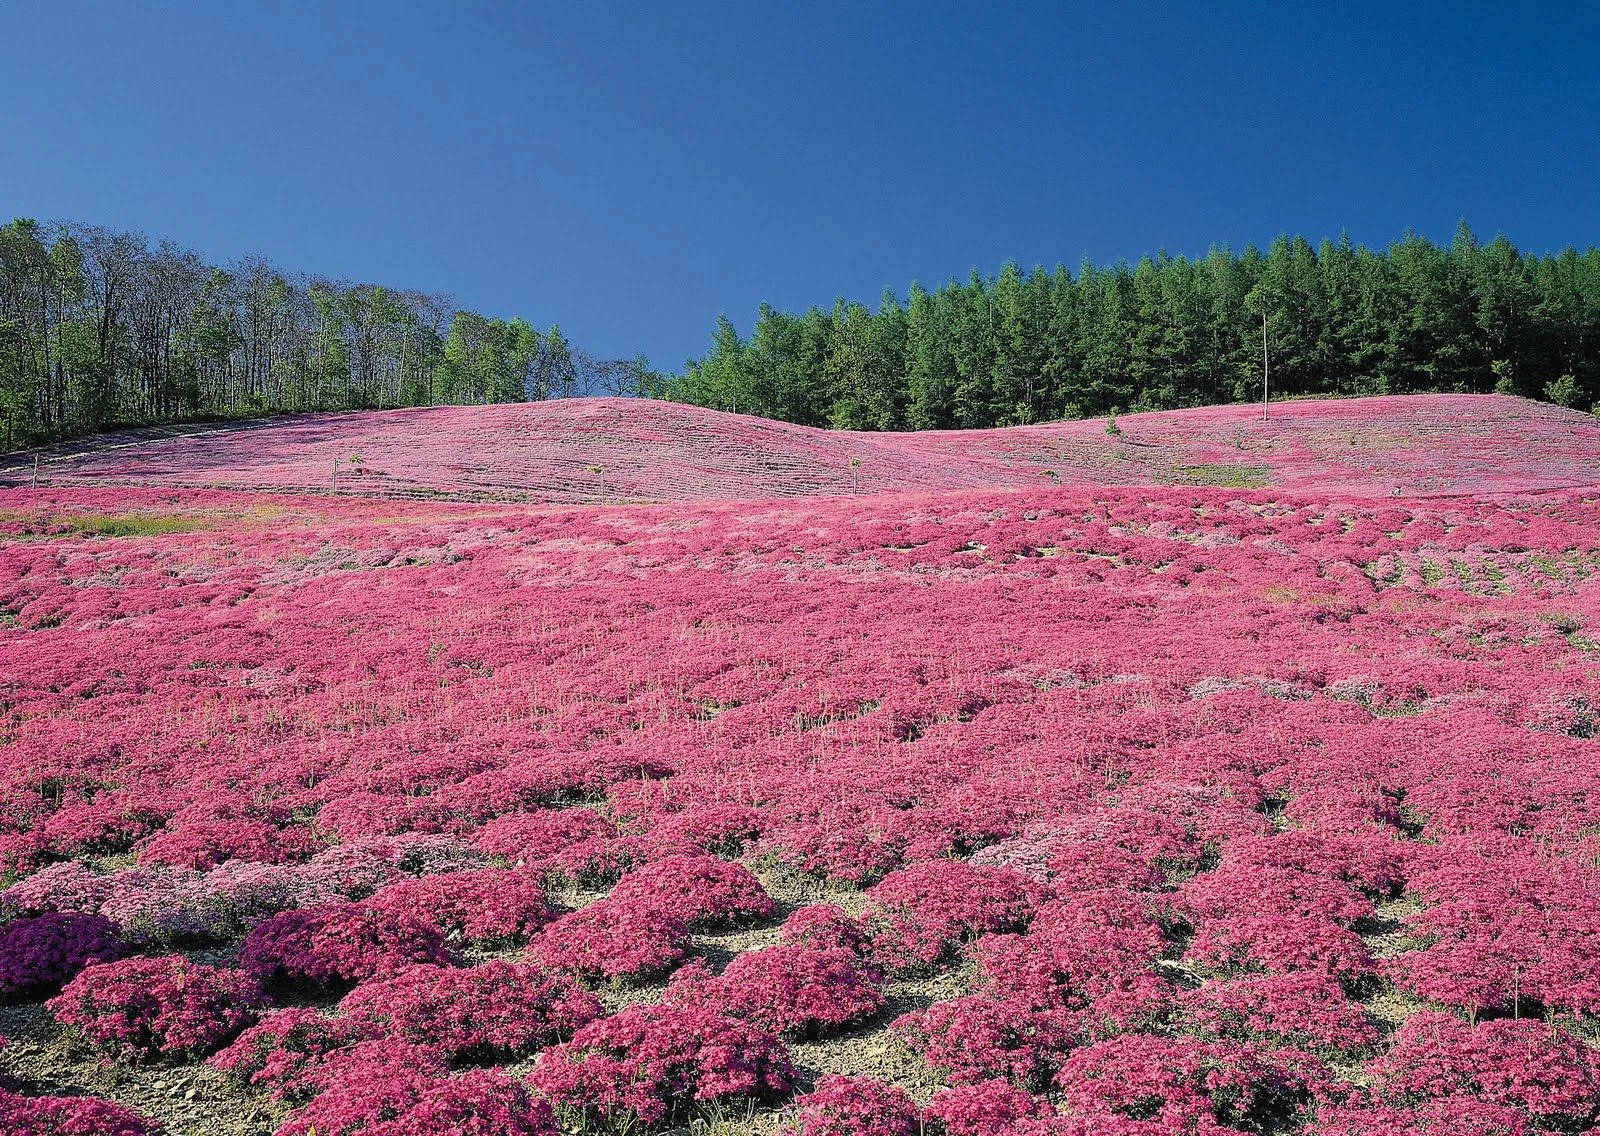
[
  {"left": 4, "top": 393, "right": 1597, "bottom": 502},
  {"left": 0, "top": 394, "right": 1599, "bottom": 1135}
]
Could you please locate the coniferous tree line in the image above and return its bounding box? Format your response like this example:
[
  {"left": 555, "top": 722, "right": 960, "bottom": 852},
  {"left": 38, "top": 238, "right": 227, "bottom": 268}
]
[
  {"left": 660, "top": 223, "right": 1600, "bottom": 429},
  {"left": 0, "top": 217, "right": 658, "bottom": 451}
]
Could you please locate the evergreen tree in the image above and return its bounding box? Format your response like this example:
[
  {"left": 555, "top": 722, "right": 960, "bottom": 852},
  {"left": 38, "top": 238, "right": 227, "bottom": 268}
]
[
  {"left": 631, "top": 226, "right": 1600, "bottom": 429},
  {"left": 905, "top": 282, "right": 955, "bottom": 429}
]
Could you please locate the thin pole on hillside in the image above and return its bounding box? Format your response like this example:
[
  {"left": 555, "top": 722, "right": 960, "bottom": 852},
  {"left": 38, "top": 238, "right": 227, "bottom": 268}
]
[{"left": 1262, "top": 309, "right": 1270, "bottom": 420}]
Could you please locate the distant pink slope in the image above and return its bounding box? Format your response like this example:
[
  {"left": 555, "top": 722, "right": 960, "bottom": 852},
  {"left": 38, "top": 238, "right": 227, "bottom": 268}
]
[
  {"left": 4, "top": 394, "right": 1596, "bottom": 501},
  {"left": 926, "top": 394, "right": 1600, "bottom": 496}
]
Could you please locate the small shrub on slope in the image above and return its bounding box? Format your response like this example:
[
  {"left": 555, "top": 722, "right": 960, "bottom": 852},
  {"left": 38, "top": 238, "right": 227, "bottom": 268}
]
[
  {"left": 1308, "top": 1097, "right": 1531, "bottom": 1136},
  {"left": 528, "top": 1002, "right": 792, "bottom": 1126},
  {"left": 208, "top": 1008, "right": 365, "bottom": 1103},
  {"left": 1383, "top": 843, "right": 1600, "bottom": 1018},
  {"left": 294, "top": 843, "right": 405, "bottom": 900},
  {"left": 763, "top": 818, "right": 901, "bottom": 885},
  {"left": 275, "top": 1064, "right": 555, "bottom": 1136},
  {"left": 664, "top": 945, "right": 884, "bottom": 1036},
  {"left": 527, "top": 896, "right": 690, "bottom": 983},
  {"left": 365, "top": 868, "right": 553, "bottom": 946},
  {"left": 606, "top": 853, "right": 774, "bottom": 927},
  {"left": 541, "top": 832, "right": 703, "bottom": 887},
  {"left": 1218, "top": 831, "right": 1404, "bottom": 897},
  {"left": 1180, "top": 972, "right": 1379, "bottom": 1052},
  {"left": 926, "top": 1079, "right": 1049, "bottom": 1136},
  {"left": 780, "top": 903, "right": 874, "bottom": 957},
  {"left": 240, "top": 903, "right": 451, "bottom": 988},
  {"left": 1054, "top": 1033, "right": 1318, "bottom": 1133},
  {"left": 1369, "top": 1010, "right": 1600, "bottom": 1127},
  {"left": 973, "top": 890, "right": 1169, "bottom": 1011},
  {"left": 0, "top": 914, "right": 124, "bottom": 996},
  {"left": 135, "top": 816, "right": 303, "bottom": 871},
  {"left": 630, "top": 802, "right": 766, "bottom": 858},
  {"left": 862, "top": 860, "right": 1042, "bottom": 973},
  {"left": 49, "top": 956, "right": 263, "bottom": 1060},
  {"left": 97, "top": 867, "right": 234, "bottom": 946},
  {"left": 793, "top": 1075, "right": 922, "bottom": 1136},
  {"left": 337, "top": 961, "right": 601, "bottom": 1061},
  {"left": 469, "top": 808, "right": 616, "bottom": 865},
  {"left": 1179, "top": 862, "right": 1374, "bottom": 925},
  {"left": 893, "top": 992, "right": 1080, "bottom": 1090},
  {"left": 0, "top": 1088, "right": 161, "bottom": 1136},
  {"left": 1, "top": 862, "right": 115, "bottom": 918},
  {"left": 1187, "top": 913, "right": 1374, "bottom": 981}
]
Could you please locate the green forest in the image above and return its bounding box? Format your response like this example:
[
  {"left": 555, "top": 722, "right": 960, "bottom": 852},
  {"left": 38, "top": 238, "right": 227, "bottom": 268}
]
[
  {"left": 6, "top": 217, "right": 1600, "bottom": 452},
  {"left": 661, "top": 223, "right": 1600, "bottom": 430},
  {"left": 0, "top": 217, "right": 655, "bottom": 450}
]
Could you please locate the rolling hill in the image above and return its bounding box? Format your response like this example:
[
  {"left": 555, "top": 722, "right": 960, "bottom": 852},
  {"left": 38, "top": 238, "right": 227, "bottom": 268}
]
[{"left": 1, "top": 393, "right": 1596, "bottom": 502}]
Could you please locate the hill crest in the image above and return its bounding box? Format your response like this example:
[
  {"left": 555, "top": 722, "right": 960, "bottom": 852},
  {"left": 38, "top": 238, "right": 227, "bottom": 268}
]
[{"left": 2, "top": 394, "right": 1595, "bottom": 502}]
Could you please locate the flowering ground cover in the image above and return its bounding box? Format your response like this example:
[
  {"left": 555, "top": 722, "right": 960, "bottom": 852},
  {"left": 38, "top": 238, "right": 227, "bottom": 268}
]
[
  {"left": 3, "top": 393, "right": 1597, "bottom": 502},
  {"left": 0, "top": 395, "right": 1598, "bottom": 1134}
]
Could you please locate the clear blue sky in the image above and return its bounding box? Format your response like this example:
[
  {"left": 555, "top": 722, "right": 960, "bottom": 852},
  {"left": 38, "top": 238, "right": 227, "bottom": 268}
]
[{"left": 3, "top": 2, "right": 1597, "bottom": 368}]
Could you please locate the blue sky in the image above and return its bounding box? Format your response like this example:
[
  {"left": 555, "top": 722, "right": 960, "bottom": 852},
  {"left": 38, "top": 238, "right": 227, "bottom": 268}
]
[{"left": 3, "top": 2, "right": 1597, "bottom": 368}]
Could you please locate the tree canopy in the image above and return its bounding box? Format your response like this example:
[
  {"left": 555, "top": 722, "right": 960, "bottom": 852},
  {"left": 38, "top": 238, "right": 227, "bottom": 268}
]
[
  {"left": 660, "top": 224, "right": 1600, "bottom": 428},
  {"left": 0, "top": 218, "right": 659, "bottom": 450}
]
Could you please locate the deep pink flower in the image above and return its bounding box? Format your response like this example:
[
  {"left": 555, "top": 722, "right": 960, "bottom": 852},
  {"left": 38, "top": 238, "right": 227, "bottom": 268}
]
[
  {"left": 48, "top": 955, "right": 264, "bottom": 1060},
  {"left": 337, "top": 961, "right": 601, "bottom": 1060},
  {"left": 240, "top": 903, "right": 451, "bottom": 988},
  {"left": 365, "top": 868, "right": 553, "bottom": 945},
  {"left": 794, "top": 1075, "right": 922, "bottom": 1136},
  {"left": 0, "top": 913, "right": 124, "bottom": 995},
  {"left": 0, "top": 1087, "right": 161, "bottom": 1136},
  {"left": 526, "top": 895, "right": 690, "bottom": 983},
  {"left": 606, "top": 853, "right": 775, "bottom": 927},
  {"left": 664, "top": 945, "right": 884, "bottom": 1036},
  {"left": 926, "top": 1079, "right": 1049, "bottom": 1136},
  {"left": 528, "top": 1002, "right": 792, "bottom": 1126}
]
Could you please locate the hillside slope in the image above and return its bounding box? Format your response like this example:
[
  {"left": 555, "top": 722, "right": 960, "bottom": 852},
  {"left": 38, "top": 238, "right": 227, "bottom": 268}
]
[{"left": 2, "top": 394, "right": 1595, "bottom": 501}]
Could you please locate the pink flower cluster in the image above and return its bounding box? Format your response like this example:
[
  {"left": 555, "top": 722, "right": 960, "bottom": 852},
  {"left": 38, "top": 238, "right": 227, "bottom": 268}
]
[
  {"left": 1178, "top": 836, "right": 1379, "bottom": 982},
  {"left": 525, "top": 896, "right": 690, "bottom": 983},
  {"left": 861, "top": 860, "right": 1043, "bottom": 973},
  {"left": 2, "top": 862, "right": 115, "bottom": 918},
  {"left": 1385, "top": 840, "right": 1600, "bottom": 1017},
  {"left": 365, "top": 868, "right": 553, "bottom": 946},
  {"left": 211, "top": 1012, "right": 562, "bottom": 1134},
  {"left": 780, "top": 903, "right": 876, "bottom": 956},
  {"left": 0, "top": 913, "right": 123, "bottom": 995},
  {"left": 1368, "top": 1010, "right": 1600, "bottom": 1127},
  {"left": 663, "top": 945, "right": 885, "bottom": 1036},
  {"left": 48, "top": 956, "right": 263, "bottom": 1060},
  {"left": 275, "top": 1063, "right": 555, "bottom": 1136},
  {"left": 527, "top": 1001, "right": 793, "bottom": 1126},
  {"left": 0, "top": 1088, "right": 160, "bottom": 1136},
  {"left": 792, "top": 1075, "right": 1050, "bottom": 1136},
  {"left": 336, "top": 961, "right": 601, "bottom": 1061},
  {"left": 605, "top": 853, "right": 775, "bottom": 927},
  {"left": 240, "top": 903, "right": 451, "bottom": 988},
  {"left": 896, "top": 888, "right": 1170, "bottom": 1089},
  {"left": 793, "top": 1075, "right": 922, "bottom": 1136},
  {"left": 1179, "top": 972, "right": 1379, "bottom": 1051},
  {"left": 1053, "top": 1033, "right": 1318, "bottom": 1133},
  {"left": 134, "top": 815, "right": 312, "bottom": 871},
  {"left": 208, "top": 1008, "right": 364, "bottom": 1103}
]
